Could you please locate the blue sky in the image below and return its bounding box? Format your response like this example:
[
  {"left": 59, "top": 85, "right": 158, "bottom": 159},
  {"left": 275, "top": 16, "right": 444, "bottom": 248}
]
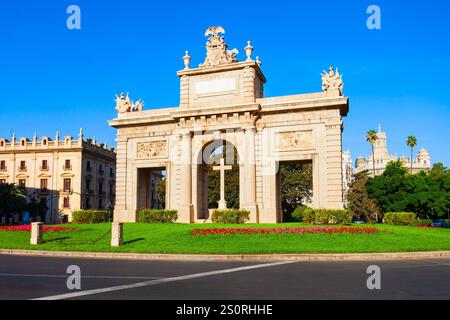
[{"left": 1, "top": 0, "right": 449, "bottom": 165}]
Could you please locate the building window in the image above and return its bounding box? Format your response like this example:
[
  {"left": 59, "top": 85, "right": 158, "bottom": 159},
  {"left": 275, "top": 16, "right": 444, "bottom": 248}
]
[
  {"left": 109, "top": 183, "right": 114, "bottom": 195},
  {"left": 21, "top": 140, "right": 25, "bottom": 146},
  {"left": 98, "top": 181, "right": 104, "bottom": 195},
  {"left": 109, "top": 167, "right": 114, "bottom": 177},
  {"left": 86, "top": 160, "right": 92, "bottom": 172},
  {"left": 98, "top": 199, "right": 103, "bottom": 210},
  {"left": 19, "top": 161, "right": 27, "bottom": 171},
  {"left": 85, "top": 197, "right": 91, "bottom": 209},
  {"left": 0, "top": 160, "right": 6, "bottom": 171},
  {"left": 64, "top": 159, "right": 72, "bottom": 170},
  {"left": 0, "top": 179, "right": 6, "bottom": 184},
  {"left": 18, "top": 179, "right": 26, "bottom": 189},
  {"left": 63, "top": 197, "right": 70, "bottom": 208},
  {"left": 86, "top": 179, "right": 91, "bottom": 192},
  {"left": 98, "top": 164, "right": 104, "bottom": 175},
  {"left": 0, "top": 141, "right": 3, "bottom": 147},
  {"left": 41, "top": 160, "right": 48, "bottom": 171},
  {"left": 40, "top": 179, "right": 48, "bottom": 191},
  {"left": 63, "top": 179, "right": 71, "bottom": 192}
]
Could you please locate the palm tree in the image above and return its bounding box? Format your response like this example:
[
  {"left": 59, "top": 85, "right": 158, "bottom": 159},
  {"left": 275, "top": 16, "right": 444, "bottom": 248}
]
[
  {"left": 366, "top": 130, "right": 379, "bottom": 177},
  {"left": 406, "top": 136, "right": 417, "bottom": 174},
  {"left": 0, "top": 183, "right": 26, "bottom": 225}
]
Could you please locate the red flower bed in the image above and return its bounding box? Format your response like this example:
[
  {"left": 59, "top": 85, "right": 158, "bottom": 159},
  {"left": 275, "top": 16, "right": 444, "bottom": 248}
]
[
  {"left": 416, "top": 225, "right": 439, "bottom": 229},
  {"left": 192, "top": 226, "right": 381, "bottom": 236},
  {"left": 0, "top": 225, "right": 76, "bottom": 233}
]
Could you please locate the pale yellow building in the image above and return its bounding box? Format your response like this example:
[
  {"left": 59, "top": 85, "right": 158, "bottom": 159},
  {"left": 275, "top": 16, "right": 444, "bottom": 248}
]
[{"left": 0, "top": 130, "right": 116, "bottom": 223}]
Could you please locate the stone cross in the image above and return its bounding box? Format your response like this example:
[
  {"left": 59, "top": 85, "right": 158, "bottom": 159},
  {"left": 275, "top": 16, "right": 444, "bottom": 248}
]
[{"left": 213, "top": 158, "right": 232, "bottom": 209}]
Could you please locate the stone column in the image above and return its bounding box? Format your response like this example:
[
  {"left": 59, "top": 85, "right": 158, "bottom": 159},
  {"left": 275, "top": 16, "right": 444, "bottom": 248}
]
[
  {"left": 177, "top": 131, "right": 193, "bottom": 223},
  {"left": 242, "top": 126, "right": 258, "bottom": 222},
  {"left": 30, "top": 222, "right": 43, "bottom": 245},
  {"left": 113, "top": 135, "right": 128, "bottom": 222},
  {"left": 111, "top": 222, "right": 123, "bottom": 247}
]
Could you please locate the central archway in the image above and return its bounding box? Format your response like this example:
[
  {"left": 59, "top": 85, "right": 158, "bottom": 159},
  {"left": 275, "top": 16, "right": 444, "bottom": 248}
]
[{"left": 193, "top": 139, "right": 240, "bottom": 221}]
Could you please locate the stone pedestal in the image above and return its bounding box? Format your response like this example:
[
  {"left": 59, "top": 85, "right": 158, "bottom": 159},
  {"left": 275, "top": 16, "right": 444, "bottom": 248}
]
[
  {"left": 30, "top": 222, "right": 43, "bottom": 245},
  {"left": 111, "top": 222, "right": 123, "bottom": 247}
]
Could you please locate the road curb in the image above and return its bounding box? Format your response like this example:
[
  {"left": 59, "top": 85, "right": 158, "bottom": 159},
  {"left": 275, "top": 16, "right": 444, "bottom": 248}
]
[{"left": 1, "top": 249, "right": 450, "bottom": 262}]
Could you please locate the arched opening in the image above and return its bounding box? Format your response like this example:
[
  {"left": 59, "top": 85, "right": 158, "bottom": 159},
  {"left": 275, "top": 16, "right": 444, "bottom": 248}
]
[
  {"left": 195, "top": 139, "right": 240, "bottom": 220},
  {"left": 136, "top": 167, "right": 166, "bottom": 212},
  {"left": 276, "top": 160, "right": 313, "bottom": 222}
]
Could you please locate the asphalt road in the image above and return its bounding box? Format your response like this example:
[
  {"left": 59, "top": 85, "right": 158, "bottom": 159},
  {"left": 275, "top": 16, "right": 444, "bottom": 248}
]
[{"left": 0, "top": 255, "right": 450, "bottom": 300}]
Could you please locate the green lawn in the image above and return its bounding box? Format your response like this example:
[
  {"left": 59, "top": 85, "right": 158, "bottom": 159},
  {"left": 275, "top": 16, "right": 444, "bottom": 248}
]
[{"left": 1, "top": 223, "right": 450, "bottom": 254}]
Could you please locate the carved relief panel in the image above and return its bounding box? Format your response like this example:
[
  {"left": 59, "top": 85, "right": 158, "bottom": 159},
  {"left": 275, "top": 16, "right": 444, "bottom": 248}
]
[
  {"left": 276, "top": 130, "right": 313, "bottom": 151},
  {"left": 137, "top": 141, "right": 167, "bottom": 158}
]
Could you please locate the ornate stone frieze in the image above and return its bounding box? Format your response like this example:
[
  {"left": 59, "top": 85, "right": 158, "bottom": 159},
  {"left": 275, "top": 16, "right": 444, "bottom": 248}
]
[
  {"left": 137, "top": 141, "right": 167, "bottom": 158},
  {"left": 277, "top": 130, "right": 313, "bottom": 151}
]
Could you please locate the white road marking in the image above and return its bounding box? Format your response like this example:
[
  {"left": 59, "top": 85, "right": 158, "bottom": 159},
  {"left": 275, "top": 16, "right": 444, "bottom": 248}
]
[
  {"left": 31, "top": 261, "right": 294, "bottom": 300},
  {"left": 0, "top": 273, "right": 162, "bottom": 280}
]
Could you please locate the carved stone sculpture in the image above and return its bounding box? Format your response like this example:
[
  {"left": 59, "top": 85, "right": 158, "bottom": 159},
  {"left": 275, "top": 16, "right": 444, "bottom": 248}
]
[
  {"left": 115, "top": 92, "right": 144, "bottom": 114},
  {"left": 321, "top": 67, "right": 344, "bottom": 96},
  {"left": 200, "top": 26, "right": 239, "bottom": 68}
]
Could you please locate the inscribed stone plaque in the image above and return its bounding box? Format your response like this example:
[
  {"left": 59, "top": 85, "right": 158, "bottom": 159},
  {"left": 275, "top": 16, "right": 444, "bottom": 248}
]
[{"left": 195, "top": 78, "right": 236, "bottom": 95}]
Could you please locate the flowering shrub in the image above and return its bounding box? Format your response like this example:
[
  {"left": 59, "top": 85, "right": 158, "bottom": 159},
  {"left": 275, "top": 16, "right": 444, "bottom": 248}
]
[
  {"left": 192, "top": 226, "right": 381, "bottom": 236},
  {"left": 0, "top": 225, "right": 76, "bottom": 233}
]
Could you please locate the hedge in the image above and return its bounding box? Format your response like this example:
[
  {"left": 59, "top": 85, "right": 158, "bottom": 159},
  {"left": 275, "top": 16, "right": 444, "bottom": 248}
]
[
  {"left": 72, "top": 210, "right": 113, "bottom": 224},
  {"left": 297, "top": 207, "right": 353, "bottom": 225},
  {"left": 291, "top": 205, "right": 309, "bottom": 222},
  {"left": 415, "top": 219, "right": 433, "bottom": 226},
  {"left": 139, "top": 209, "right": 178, "bottom": 223},
  {"left": 383, "top": 212, "right": 416, "bottom": 225},
  {"left": 211, "top": 209, "right": 250, "bottom": 224}
]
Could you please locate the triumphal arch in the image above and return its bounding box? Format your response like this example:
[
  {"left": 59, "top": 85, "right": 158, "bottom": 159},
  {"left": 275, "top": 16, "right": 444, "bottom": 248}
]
[{"left": 109, "top": 27, "right": 349, "bottom": 223}]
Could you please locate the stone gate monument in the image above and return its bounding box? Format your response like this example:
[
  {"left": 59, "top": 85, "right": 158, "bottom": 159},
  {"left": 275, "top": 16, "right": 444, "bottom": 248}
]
[{"left": 109, "top": 27, "right": 349, "bottom": 223}]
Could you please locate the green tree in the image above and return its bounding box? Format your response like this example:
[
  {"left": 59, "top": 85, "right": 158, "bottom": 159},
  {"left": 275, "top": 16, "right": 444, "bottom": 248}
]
[
  {"left": 0, "top": 183, "right": 26, "bottom": 224},
  {"left": 156, "top": 178, "right": 166, "bottom": 208},
  {"left": 406, "top": 136, "right": 417, "bottom": 174},
  {"left": 367, "top": 160, "right": 450, "bottom": 219},
  {"left": 346, "top": 171, "right": 380, "bottom": 223},
  {"left": 280, "top": 163, "right": 313, "bottom": 219},
  {"left": 366, "top": 130, "right": 379, "bottom": 176}
]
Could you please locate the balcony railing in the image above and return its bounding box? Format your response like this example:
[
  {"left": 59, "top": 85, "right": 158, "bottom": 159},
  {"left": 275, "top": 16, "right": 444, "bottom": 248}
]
[
  {"left": 18, "top": 166, "right": 27, "bottom": 172},
  {"left": 0, "top": 167, "right": 6, "bottom": 172},
  {"left": 40, "top": 165, "right": 49, "bottom": 171},
  {"left": 98, "top": 170, "right": 104, "bottom": 176},
  {"left": 63, "top": 165, "right": 72, "bottom": 171}
]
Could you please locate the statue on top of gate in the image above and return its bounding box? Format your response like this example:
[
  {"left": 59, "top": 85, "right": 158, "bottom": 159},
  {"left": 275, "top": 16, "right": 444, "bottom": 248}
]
[{"left": 199, "top": 26, "right": 239, "bottom": 68}]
